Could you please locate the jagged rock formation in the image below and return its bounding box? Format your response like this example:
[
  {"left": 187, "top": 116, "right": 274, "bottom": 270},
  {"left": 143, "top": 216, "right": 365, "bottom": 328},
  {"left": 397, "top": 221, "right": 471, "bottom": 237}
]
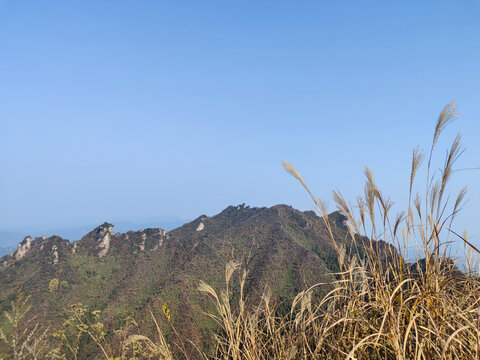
[
  {"left": 94, "top": 223, "right": 114, "bottom": 257},
  {"left": 14, "top": 236, "right": 31, "bottom": 260}
]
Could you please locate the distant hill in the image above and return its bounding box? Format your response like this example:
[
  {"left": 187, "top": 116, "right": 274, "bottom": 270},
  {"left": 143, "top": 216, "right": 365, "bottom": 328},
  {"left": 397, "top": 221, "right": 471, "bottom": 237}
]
[{"left": 0, "top": 204, "right": 388, "bottom": 358}]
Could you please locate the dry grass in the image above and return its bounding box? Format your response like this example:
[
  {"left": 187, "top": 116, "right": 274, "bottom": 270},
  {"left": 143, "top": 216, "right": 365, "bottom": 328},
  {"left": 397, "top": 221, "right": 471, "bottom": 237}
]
[{"left": 197, "top": 100, "right": 480, "bottom": 360}]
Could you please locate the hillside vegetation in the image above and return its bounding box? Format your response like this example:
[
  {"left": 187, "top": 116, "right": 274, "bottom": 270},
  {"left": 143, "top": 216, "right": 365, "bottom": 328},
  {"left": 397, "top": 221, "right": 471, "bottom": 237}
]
[{"left": 1, "top": 101, "right": 479, "bottom": 359}]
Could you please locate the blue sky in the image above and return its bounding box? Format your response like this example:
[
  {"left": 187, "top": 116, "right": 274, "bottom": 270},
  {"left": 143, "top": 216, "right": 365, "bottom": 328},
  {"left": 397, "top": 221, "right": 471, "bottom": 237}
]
[{"left": 0, "top": 1, "right": 479, "bottom": 248}]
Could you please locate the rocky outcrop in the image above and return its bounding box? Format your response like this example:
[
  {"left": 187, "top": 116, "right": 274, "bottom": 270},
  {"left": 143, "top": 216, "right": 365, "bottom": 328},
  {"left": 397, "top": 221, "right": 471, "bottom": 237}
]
[
  {"left": 52, "top": 245, "right": 59, "bottom": 264},
  {"left": 152, "top": 228, "right": 167, "bottom": 250},
  {"left": 94, "top": 223, "right": 115, "bottom": 258},
  {"left": 14, "top": 236, "right": 31, "bottom": 260},
  {"left": 0, "top": 221, "right": 178, "bottom": 273},
  {"left": 139, "top": 232, "right": 146, "bottom": 251}
]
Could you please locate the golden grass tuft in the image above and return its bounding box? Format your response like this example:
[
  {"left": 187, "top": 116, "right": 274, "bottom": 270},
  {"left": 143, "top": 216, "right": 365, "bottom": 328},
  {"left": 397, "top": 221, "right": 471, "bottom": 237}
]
[{"left": 198, "top": 101, "right": 480, "bottom": 359}]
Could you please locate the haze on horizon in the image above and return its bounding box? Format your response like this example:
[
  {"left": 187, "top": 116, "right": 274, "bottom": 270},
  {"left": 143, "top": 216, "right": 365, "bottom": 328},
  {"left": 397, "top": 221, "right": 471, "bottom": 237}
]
[{"left": 1, "top": 1, "right": 479, "bottom": 249}]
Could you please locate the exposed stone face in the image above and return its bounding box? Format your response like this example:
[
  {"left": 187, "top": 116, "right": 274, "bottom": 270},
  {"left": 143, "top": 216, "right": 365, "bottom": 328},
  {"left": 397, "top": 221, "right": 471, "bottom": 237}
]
[
  {"left": 52, "top": 245, "right": 59, "bottom": 264},
  {"left": 15, "top": 236, "right": 31, "bottom": 260},
  {"left": 152, "top": 228, "right": 167, "bottom": 250},
  {"left": 159, "top": 234, "right": 166, "bottom": 247},
  {"left": 97, "top": 234, "right": 111, "bottom": 257},
  {"left": 139, "top": 233, "right": 146, "bottom": 251},
  {"left": 5, "top": 222, "right": 175, "bottom": 263},
  {"left": 96, "top": 225, "right": 115, "bottom": 258},
  {"left": 196, "top": 222, "right": 204, "bottom": 232}
]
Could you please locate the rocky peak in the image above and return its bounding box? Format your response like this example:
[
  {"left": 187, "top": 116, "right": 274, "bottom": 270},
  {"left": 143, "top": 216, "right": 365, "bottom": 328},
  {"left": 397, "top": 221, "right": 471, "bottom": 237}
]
[
  {"left": 93, "top": 222, "right": 115, "bottom": 237},
  {"left": 14, "top": 236, "right": 32, "bottom": 260},
  {"left": 79, "top": 222, "right": 115, "bottom": 258},
  {"left": 52, "top": 244, "right": 59, "bottom": 264},
  {"left": 93, "top": 223, "right": 115, "bottom": 258}
]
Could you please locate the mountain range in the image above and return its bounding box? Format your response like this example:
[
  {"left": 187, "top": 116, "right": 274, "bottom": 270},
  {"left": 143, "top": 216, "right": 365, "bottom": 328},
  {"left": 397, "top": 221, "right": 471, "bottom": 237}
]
[{"left": 0, "top": 204, "right": 385, "bottom": 358}]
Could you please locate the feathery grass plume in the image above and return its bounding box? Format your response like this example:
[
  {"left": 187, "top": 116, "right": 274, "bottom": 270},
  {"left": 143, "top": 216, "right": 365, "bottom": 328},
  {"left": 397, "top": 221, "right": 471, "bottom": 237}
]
[
  {"left": 414, "top": 192, "right": 422, "bottom": 219},
  {"left": 282, "top": 161, "right": 315, "bottom": 204},
  {"left": 410, "top": 146, "right": 425, "bottom": 201},
  {"left": 430, "top": 180, "right": 441, "bottom": 214},
  {"left": 274, "top": 102, "right": 480, "bottom": 359},
  {"left": 283, "top": 160, "right": 343, "bottom": 262},
  {"left": 436, "top": 134, "right": 465, "bottom": 220},
  {"left": 425, "top": 101, "right": 458, "bottom": 241},
  {"left": 432, "top": 99, "right": 458, "bottom": 150},
  {"left": 332, "top": 190, "right": 356, "bottom": 232},
  {"left": 452, "top": 186, "right": 468, "bottom": 218},
  {"left": 463, "top": 230, "right": 475, "bottom": 273},
  {"left": 393, "top": 210, "right": 405, "bottom": 238},
  {"left": 363, "top": 167, "right": 377, "bottom": 235},
  {"left": 357, "top": 195, "right": 366, "bottom": 232},
  {"left": 195, "top": 102, "right": 478, "bottom": 359}
]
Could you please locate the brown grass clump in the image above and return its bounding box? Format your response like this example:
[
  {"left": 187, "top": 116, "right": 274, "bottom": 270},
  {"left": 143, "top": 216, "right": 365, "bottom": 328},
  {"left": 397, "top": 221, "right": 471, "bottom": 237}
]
[{"left": 198, "top": 100, "right": 480, "bottom": 360}]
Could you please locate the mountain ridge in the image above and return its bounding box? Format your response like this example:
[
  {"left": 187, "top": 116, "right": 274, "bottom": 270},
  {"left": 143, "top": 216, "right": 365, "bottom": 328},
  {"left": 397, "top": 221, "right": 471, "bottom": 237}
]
[{"left": 0, "top": 203, "right": 372, "bottom": 358}]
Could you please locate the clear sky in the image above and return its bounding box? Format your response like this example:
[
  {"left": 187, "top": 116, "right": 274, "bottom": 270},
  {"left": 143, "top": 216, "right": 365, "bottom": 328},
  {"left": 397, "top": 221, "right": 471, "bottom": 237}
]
[{"left": 0, "top": 1, "right": 479, "bottom": 248}]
